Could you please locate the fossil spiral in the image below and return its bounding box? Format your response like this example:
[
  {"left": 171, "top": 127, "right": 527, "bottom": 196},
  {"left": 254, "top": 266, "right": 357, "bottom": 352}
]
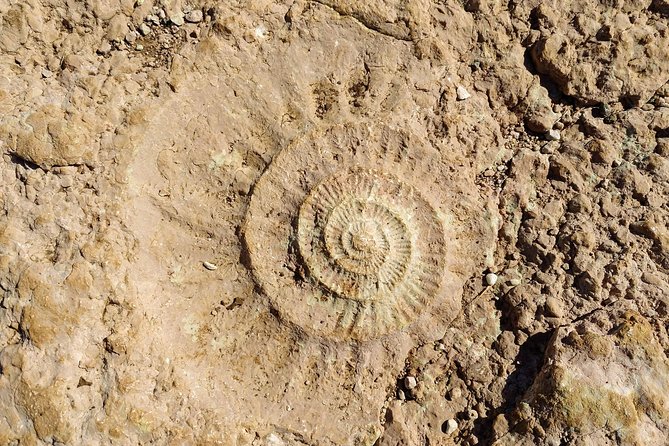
[{"left": 243, "top": 123, "right": 488, "bottom": 340}]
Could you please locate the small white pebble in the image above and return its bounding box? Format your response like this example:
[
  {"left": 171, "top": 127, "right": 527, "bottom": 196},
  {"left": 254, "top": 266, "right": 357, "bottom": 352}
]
[
  {"left": 485, "top": 272, "right": 498, "bottom": 286},
  {"left": 203, "top": 261, "right": 218, "bottom": 271},
  {"left": 397, "top": 389, "right": 406, "bottom": 400},
  {"left": 404, "top": 376, "right": 417, "bottom": 390},
  {"left": 255, "top": 25, "right": 267, "bottom": 38},
  {"left": 456, "top": 85, "right": 471, "bottom": 101},
  {"left": 135, "top": 44, "right": 144, "bottom": 51},
  {"left": 546, "top": 129, "right": 561, "bottom": 141},
  {"left": 444, "top": 419, "right": 458, "bottom": 435}
]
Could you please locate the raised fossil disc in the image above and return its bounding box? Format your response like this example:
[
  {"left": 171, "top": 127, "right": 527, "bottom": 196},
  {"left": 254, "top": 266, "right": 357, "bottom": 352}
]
[{"left": 244, "top": 123, "right": 487, "bottom": 341}]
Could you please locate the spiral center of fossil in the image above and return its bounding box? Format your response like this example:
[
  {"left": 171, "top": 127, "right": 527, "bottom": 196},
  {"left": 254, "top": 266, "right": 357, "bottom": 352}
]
[
  {"left": 351, "top": 227, "right": 373, "bottom": 251},
  {"left": 349, "top": 221, "right": 378, "bottom": 252}
]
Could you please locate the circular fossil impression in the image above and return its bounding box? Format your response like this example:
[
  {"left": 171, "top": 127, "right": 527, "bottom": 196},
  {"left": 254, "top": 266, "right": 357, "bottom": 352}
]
[
  {"left": 297, "top": 169, "right": 443, "bottom": 304},
  {"left": 244, "top": 123, "right": 489, "bottom": 341}
]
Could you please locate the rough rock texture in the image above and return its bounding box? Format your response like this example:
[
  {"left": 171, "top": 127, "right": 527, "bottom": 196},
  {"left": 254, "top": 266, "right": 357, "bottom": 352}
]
[{"left": 0, "top": 0, "right": 668, "bottom": 445}]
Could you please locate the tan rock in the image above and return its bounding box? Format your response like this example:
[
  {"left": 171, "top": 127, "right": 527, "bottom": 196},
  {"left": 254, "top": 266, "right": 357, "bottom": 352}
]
[{"left": 516, "top": 310, "right": 669, "bottom": 445}]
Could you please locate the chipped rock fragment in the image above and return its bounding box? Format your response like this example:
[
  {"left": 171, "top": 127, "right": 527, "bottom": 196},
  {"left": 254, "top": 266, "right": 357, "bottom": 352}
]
[
  {"left": 404, "top": 376, "right": 417, "bottom": 390},
  {"left": 185, "top": 10, "right": 203, "bottom": 23},
  {"left": 546, "top": 129, "right": 561, "bottom": 141},
  {"left": 456, "top": 85, "right": 471, "bottom": 100}
]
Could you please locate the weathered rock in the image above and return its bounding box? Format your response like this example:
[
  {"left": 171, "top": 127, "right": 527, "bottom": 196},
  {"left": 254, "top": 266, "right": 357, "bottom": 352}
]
[{"left": 505, "top": 310, "right": 669, "bottom": 445}]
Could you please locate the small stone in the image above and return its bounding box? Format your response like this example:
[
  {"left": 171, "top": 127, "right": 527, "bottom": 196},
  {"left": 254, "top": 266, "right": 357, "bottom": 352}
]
[
  {"left": 203, "top": 261, "right": 218, "bottom": 271},
  {"left": 135, "top": 44, "right": 144, "bottom": 51},
  {"left": 404, "top": 376, "right": 417, "bottom": 390},
  {"left": 397, "top": 389, "right": 406, "bottom": 400},
  {"left": 456, "top": 85, "right": 471, "bottom": 100},
  {"left": 97, "top": 41, "right": 112, "bottom": 55},
  {"left": 485, "top": 272, "right": 498, "bottom": 286},
  {"left": 41, "top": 69, "right": 53, "bottom": 78},
  {"left": 169, "top": 13, "right": 184, "bottom": 26},
  {"left": 125, "top": 31, "right": 137, "bottom": 44},
  {"left": 540, "top": 142, "right": 558, "bottom": 154},
  {"left": 139, "top": 23, "right": 151, "bottom": 36},
  {"left": 546, "top": 129, "right": 561, "bottom": 141},
  {"left": 545, "top": 296, "right": 564, "bottom": 318},
  {"left": 526, "top": 108, "right": 559, "bottom": 133},
  {"left": 60, "top": 176, "right": 73, "bottom": 188},
  {"left": 467, "top": 409, "right": 479, "bottom": 420},
  {"left": 444, "top": 419, "right": 458, "bottom": 435},
  {"left": 106, "top": 14, "right": 129, "bottom": 42},
  {"left": 447, "top": 387, "right": 462, "bottom": 401},
  {"left": 509, "top": 278, "right": 522, "bottom": 286},
  {"left": 185, "top": 9, "right": 203, "bottom": 23},
  {"left": 254, "top": 25, "right": 268, "bottom": 39}
]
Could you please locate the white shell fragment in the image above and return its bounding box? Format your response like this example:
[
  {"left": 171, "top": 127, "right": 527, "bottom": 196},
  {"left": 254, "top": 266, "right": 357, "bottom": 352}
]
[{"left": 203, "top": 261, "right": 218, "bottom": 271}]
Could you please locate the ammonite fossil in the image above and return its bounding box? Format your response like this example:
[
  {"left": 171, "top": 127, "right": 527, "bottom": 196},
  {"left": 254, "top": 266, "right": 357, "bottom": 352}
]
[{"left": 243, "top": 123, "right": 490, "bottom": 341}]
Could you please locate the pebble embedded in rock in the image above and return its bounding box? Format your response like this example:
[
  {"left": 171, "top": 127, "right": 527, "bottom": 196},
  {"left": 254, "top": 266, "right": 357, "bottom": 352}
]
[
  {"left": 404, "top": 376, "right": 417, "bottom": 390},
  {"left": 97, "top": 41, "right": 112, "bottom": 55},
  {"left": 485, "top": 273, "right": 498, "bottom": 286},
  {"left": 106, "top": 14, "right": 129, "bottom": 42},
  {"left": 456, "top": 85, "right": 471, "bottom": 100},
  {"left": 139, "top": 23, "right": 151, "bottom": 36},
  {"left": 125, "top": 31, "right": 137, "bottom": 44},
  {"left": 444, "top": 419, "right": 458, "bottom": 435},
  {"left": 170, "top": 14, "right": 185, "bottom": 26},
  {"left": 185, "top": 10, "right": 203, "bottom": 23},
  {"left": 203, "top": 261, "right": 218, "bottom": 271},
  {"left": 546, "top": 129, "right": 561, "bottom": 141},
  {"left": 545, "top": 296, "right": 564, "bottom": 318}
]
